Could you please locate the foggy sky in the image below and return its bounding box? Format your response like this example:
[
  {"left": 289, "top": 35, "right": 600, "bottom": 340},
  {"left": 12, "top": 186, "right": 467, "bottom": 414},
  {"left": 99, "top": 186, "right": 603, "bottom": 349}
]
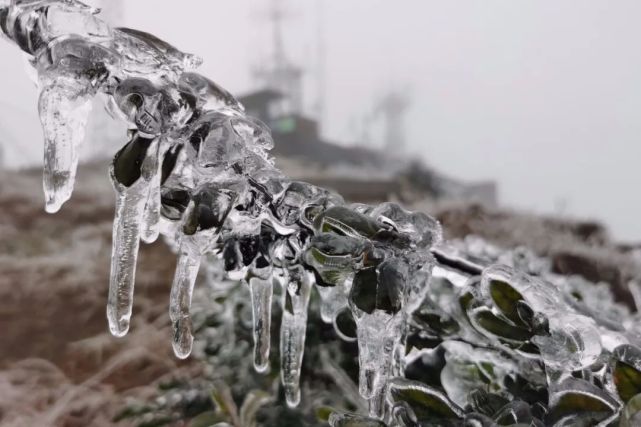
[{"left": 1, "top": 1, "right": 640, "bottom": 240}]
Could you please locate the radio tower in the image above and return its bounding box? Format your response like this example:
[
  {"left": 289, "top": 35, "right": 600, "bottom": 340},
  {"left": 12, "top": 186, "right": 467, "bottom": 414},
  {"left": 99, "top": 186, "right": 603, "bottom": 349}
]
[
  {"left": 253, "top": 0, "right": 304, "bottom": 114},
  {"left": 313, "top": 0, "right": 326, "bottom": 133}
]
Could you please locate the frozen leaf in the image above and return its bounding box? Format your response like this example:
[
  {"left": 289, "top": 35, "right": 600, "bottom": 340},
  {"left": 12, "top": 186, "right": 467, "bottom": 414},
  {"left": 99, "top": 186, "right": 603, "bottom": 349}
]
[
  {"left": 620, "top": 393, "right": 641, "bottom": 427},
  {"left": 547, "top": 378, "right": 618, "bottom": 424},
  {"left": 469, "top": 307, "right": 533, "bottom": 342},
  {"left": 613, "top": 345, "right": 641, "bottom": 403},
  {"left": 488, "top": 279, "right": 526, "bottom": 326},
  {"left": 328, "top": 412, "right": 387, "bottom": 427},
  {"left": 387, "top": 378, "right": 464, "bottom": 421}
]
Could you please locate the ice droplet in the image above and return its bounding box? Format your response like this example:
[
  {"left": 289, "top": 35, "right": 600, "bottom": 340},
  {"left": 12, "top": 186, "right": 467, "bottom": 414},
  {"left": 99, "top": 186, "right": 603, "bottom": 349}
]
[
  {"left": 169, "top": 245, "right": 201, "bottom": 359},
  {"left": 107, "top": 182, "right": 147, "bottom": 336},
  {"left": 140, "top": 140, "right": 164, "bottom": 243},
  {"left": 353, "top": 311, "right": 403, "bottom": 417},
  {"left": 280, "top": 267, "right": 312, "bottom": 407},
  {"left": 107, "top": 135, "right": 158, "bottom": 337},
  {"left": 249, "top": 276, "right": 273, "bottom": 373},
  {"left": 38, "top": 79, "right": 93, "bottom": 213}
]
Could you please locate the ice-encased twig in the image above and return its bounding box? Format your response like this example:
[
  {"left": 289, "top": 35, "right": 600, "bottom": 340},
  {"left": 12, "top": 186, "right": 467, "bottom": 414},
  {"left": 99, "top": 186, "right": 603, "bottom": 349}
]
[
  {"left": 38, "top": 78, "right": 93, "bottom": 213},
  {"left": 249, "top": 276, "right": 273, "bottom": 372},
  {"left": 107, "top": 180, "right": 148, "bottom": 336},
  {"left": 141, "top": 139, "right": 164, "bottom": 244},
  {"left": 107, "top": 137, "right": 159, "bottom": 337},
  {"left": 0, "top": 2, "right": 450, "bottom": 419},
  {"left": 169, "top": 245, "right": 202, "bottom": 359},
  {"left": 280, "top": 268, "right": 313, "bottom": 407}
]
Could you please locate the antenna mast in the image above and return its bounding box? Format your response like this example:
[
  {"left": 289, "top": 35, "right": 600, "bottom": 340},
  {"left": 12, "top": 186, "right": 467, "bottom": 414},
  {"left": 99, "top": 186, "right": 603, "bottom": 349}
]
[
  {"left": 314, "top": 0, "right": 326, "bottom": 133},
  {"left": 270, "top": 0, "right": 286, "bottom": 72},
  {"left": 254, "top": 0, "right": 304, "bottom": 114}
]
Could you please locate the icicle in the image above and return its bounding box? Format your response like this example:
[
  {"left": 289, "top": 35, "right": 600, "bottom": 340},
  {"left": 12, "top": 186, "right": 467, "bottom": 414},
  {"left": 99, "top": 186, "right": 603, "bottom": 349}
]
[
  {"left": 353, "top": 311, "right": 402, "bottom": 417},
  {"left": 140, "top": 139, "right": 164, "bottom": 243},
  {"left": 169, "top": 244, "right": 202, "bottom": 359},
  {"left": 249, "top": 276, "right": 273, "bottom": 372},
  {"left": 107, "top": 185, "right": 147, "bottom": 336},
  {"left": 280, "top": 268, "right": 312, "bottom": 407},
  {"left": 38, "top": 79, "right": 92, "bottom": 213},
  {"left": 107, "top": 136, "right": 158, "bottom": 337}
]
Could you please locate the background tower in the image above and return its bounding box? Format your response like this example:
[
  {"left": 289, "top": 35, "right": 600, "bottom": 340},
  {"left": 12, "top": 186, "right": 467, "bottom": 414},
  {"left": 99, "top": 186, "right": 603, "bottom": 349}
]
[{"left": 252, "top": 0, "right": 304, "bottom": 115}]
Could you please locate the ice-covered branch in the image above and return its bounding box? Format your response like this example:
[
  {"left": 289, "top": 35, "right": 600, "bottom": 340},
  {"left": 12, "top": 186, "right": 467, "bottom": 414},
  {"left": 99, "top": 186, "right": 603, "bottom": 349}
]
[{"left": 2, "top": 2, "right": 641, "bottom": 425}]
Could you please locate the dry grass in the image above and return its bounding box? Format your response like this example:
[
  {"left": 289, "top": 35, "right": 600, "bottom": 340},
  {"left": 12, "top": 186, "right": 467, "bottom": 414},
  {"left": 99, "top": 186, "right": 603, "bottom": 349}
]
[{"left": 0, "top": 163, "right": 199, "bottom": 427}]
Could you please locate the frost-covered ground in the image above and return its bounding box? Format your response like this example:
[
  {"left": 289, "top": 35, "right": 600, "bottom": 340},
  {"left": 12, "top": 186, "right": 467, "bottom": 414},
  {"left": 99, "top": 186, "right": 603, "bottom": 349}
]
[
  {"left": 0, "top": 162, "right": 199, "bottom": 427},
  {"left": 1, "top": 162, "right": 639, "bottom": 426}
]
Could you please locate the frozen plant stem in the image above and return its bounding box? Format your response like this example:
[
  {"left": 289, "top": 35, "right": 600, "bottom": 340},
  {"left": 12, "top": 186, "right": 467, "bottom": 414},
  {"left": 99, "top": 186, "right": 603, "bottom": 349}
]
[{"left": 1, "top": 1, "right": 441, "bottom": 418}]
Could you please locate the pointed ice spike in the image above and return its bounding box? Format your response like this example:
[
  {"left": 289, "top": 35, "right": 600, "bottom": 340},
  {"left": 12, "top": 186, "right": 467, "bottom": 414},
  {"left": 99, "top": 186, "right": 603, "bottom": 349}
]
[
  {"left": 169, "top": 246, "right": 201, "bottom": 359},
  {"left": 38, "top": 80, "right": 93, "bottom": 213},
  {"left": 107, "top": 185, "right": 148, "bottom": 336},
  {"left": 141, "top": 140, "right": 163, "bottom": 243},
  {"left": 107, "top": 135, "right": 157, "bottom": 337},
  {"left": 353, "top": 312, "right": 401, "bottom": 408},
  {"left": 249, "top": 276, "right": 273, "bottom": 373},
  {"left": 107, "top": 188, "right": 145, "bottom": 336},
  {"left": 280, "top": 269, "right": 312, "bottom": 407}
]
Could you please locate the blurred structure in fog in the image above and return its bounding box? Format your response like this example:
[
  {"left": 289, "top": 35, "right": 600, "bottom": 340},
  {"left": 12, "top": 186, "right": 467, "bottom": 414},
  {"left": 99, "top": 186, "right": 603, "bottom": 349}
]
[
  {"left": 375, "top": 90, "right": 411, "bottom": 154},
  {"left": 240, "top": 0, "right": 496, "bottom": 207},
  {"left": 252, "top": 0, "right": 304, "bottom": 114}
]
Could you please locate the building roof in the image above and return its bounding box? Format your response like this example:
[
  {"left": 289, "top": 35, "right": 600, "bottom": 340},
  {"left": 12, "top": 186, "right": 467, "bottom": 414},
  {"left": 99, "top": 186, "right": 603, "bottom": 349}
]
[{"left": 238, "top": 89, "right": 284, "bottom": 109}]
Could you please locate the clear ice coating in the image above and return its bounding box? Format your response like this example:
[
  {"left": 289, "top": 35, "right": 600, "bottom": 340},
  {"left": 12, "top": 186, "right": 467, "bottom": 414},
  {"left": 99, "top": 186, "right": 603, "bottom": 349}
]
[
  {"left": 280, "top": 267, "right": 313, "bottom": 407},
  {"left": 38, "top": 77, "right": 93, "bottom": 213},
  {"left": 4, "top": 2, "right": 641, "bottom": 425},
  {"left": 249, "top": 276, "right": 273, "bottom": 373},
  {"left": 169, "top": 244, "right": 201, "bottom": 359}
]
